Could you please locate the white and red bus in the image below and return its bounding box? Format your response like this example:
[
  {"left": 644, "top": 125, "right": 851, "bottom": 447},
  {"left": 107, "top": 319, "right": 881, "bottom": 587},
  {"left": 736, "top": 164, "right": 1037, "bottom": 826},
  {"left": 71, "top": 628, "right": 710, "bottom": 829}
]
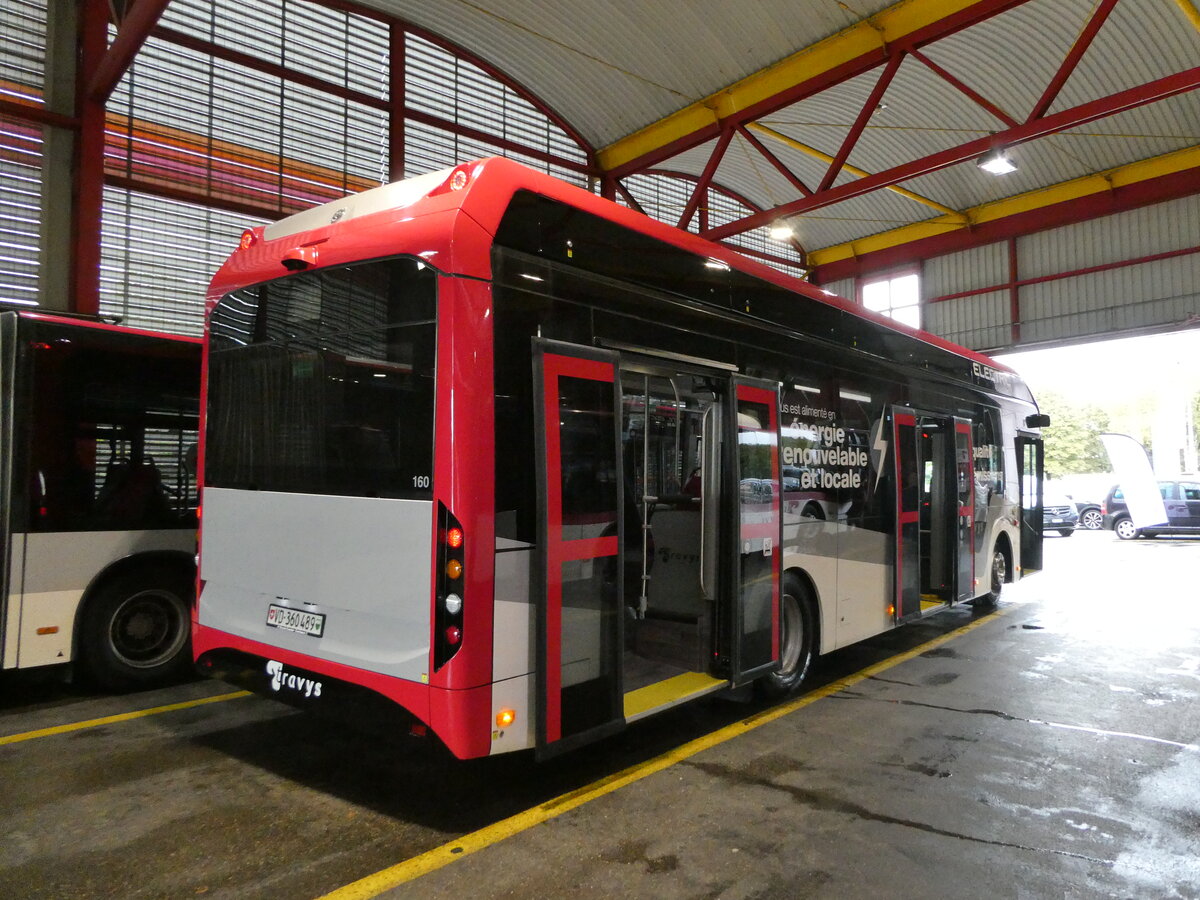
[
  {"left": 1, "top": 311, "right": 200, "bottom": 688},
  {"left": 195, "top": 158, "right": 1046, "bottom": 759}
]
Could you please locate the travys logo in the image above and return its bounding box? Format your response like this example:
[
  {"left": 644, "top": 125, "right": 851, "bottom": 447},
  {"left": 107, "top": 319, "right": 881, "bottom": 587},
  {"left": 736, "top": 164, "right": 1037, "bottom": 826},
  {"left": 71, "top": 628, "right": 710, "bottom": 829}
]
[{"left": 265, "top": 660, "right": 323, "bottom": 698}]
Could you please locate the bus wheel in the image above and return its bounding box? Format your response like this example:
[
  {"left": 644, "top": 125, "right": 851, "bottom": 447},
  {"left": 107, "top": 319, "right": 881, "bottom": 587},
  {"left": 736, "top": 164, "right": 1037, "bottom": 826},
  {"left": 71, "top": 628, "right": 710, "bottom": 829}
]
[
  {"left": 759, "top": 574, "right": 815, "bottom": 697},
  {"left": 80, "top": 566, "right": 193, "bottom": 690},
  {"left": 975, "top": 543, "right": 1008, "bottom": 609}
]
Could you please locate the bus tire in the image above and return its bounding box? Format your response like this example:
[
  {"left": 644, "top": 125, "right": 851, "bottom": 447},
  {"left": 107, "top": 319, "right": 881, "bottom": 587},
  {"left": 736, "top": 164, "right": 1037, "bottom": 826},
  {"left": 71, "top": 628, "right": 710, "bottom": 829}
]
[
  {"left": 975, "top": 540, "right": 1010, "bottom": 608},
  {"left": 759, "top": 573, "right": 815, "bottom": 698},
  {"left": 80, "top": 565, "right": 194, "bottom": 690}
]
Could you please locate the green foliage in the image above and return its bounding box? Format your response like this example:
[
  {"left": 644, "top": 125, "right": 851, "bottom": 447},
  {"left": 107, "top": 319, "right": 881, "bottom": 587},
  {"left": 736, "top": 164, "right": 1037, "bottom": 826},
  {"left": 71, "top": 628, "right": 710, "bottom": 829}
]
[{"left": 1038, "top": 391, "right": 1111, "bottom": 478}]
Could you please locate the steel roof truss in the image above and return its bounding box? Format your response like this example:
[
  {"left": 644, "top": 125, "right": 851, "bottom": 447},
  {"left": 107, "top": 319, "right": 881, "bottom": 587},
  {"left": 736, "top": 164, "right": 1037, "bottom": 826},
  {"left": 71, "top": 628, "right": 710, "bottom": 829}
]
[
  {"left": 702, "top": 65, "right": 1200, "bottom": 242},
  {"left": 817, "top": 51, "right": 905, "bottom": 193},
  {"left": 677, "top": 128, "right": 735, "bottom": 230},
  {"left": 906, "top": 48, "right": 1018, "bottom": 128},
  {"left": 1026, "top": 0, "right": 1121, "bottom": 123},
  {"left": 88, "top": 0, "right": 173, "bottom": 104},
  {"left": 736, "top": 126, "right": 813, "bottom": 197}
]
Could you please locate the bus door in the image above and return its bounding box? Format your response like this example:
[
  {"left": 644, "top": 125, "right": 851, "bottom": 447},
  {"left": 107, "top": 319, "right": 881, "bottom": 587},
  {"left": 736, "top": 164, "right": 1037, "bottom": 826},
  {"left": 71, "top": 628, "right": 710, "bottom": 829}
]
[
  {"left": 533, "top": 341, "right": 625, "bottom": 758},
  {"left": 893, "top": 410, "right": 959, "bottom": 621},
  {"left": 728, "top": 378, "right": 782, "bottom": 685},
  {"left": 892, "top": 411, "right": 921, "bottom": 621},
  {"left": 0, "top": 314, "right": 16, "bottom": 668},
  {"left": 953, "top": 419, "right": 975, "bottom": 603},
  {"left": 1016, "top": 435, "right": 1045, "bottom": 573}
]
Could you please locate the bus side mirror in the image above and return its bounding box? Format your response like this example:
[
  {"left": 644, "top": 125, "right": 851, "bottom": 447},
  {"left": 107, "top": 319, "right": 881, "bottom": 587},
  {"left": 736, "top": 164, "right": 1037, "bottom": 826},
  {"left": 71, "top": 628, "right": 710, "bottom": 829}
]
[{"left": 1025, "top": 414, "right": 1050, "bottom": 428}]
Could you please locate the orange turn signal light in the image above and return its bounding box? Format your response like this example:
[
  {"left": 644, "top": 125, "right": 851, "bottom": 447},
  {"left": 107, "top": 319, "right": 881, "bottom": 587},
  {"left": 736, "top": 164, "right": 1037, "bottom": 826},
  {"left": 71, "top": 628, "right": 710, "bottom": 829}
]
[
  {"left": 496, "top": 709, "right": 516, "bottom": 728},
  {"left": 446, "top": 559, "right": 463, "bottom": 579}
]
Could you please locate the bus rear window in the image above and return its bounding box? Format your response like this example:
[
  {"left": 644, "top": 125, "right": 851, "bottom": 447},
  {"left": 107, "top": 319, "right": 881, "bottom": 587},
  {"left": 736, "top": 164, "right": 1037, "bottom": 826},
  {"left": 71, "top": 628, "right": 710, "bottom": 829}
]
[{"left": 206, "top": 257, "right": 436, "bottom": 500}]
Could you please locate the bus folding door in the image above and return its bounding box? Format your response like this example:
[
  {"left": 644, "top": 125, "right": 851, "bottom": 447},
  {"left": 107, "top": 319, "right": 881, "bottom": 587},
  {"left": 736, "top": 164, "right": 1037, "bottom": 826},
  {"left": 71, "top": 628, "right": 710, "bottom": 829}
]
[
  {"left": 1016, "top": 436, "right": 1045, "bottom": 574},
  {"left": 728, "top": 378, "right": 782, "bottom": 685},
  {"left": 953, "top": 419, "right": 975, "bottom": 603},
  {"left": 892, "top": 411, "right": 921, "bottom": 621},
  {"left": 532, "top": 341, "right": 625, "bottom": 758}
]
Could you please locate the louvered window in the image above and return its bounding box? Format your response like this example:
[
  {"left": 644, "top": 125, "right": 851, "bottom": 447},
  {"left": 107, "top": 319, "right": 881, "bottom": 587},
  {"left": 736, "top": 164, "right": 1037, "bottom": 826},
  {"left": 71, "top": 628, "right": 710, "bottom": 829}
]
[
  {"left": 0, "top": 0, "right": 47, "bottom": 307},
  {"left": 100, "top": 187, "right": 265, "bottom": 335},
  {"left": 93, "top": 0, "right": 590, "bottom": 334}
]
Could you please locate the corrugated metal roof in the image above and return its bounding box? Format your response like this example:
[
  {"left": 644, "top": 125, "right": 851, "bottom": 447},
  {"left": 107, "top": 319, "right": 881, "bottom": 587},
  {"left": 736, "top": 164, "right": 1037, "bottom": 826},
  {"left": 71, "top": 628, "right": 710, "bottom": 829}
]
[{"left": 342, "top": 0, "right": 1198, "bottom": 260}]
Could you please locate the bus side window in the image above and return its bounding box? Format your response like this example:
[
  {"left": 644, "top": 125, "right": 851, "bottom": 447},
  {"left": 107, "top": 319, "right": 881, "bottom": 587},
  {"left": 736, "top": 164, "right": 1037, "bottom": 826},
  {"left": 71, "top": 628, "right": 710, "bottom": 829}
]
[{"left": 94, "top": 457, "right": 174, "bottom": 528}]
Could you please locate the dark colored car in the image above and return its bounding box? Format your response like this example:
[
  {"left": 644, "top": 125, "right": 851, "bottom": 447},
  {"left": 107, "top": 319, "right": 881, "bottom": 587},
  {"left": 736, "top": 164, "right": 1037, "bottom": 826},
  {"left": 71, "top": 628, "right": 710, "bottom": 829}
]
[
  {"left": 1101, "top": 480, "right": 1200, "bottom": 539},
  {"left": 1042, "top": 494, "right": 1078, "bottom": 536},
  {"left": 1073, "top": 499, "right": 1103, "bottom": 530}
]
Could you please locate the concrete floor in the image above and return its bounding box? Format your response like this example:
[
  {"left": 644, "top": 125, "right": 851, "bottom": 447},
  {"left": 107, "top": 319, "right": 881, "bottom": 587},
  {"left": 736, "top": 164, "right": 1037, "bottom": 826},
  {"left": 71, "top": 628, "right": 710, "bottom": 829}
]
[
  {"left": 375, "top": 531, "right": 1200, "bottom": 899},
  {"left": 2, "top": 531, "right": 1199, "bottom": 899}
]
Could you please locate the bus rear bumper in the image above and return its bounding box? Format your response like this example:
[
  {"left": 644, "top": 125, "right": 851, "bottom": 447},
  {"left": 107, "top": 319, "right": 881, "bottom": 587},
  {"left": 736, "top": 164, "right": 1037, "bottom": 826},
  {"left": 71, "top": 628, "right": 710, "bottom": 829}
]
[{"left": 193, "top": 624, "right": 494, "bottom": 759}]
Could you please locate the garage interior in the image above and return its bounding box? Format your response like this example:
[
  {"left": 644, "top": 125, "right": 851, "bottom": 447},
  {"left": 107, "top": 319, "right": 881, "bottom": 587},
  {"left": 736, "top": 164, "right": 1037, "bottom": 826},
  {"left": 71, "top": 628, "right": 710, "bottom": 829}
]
[{"left": 2, "top": 0, "right": 1200, "bottom": 897}]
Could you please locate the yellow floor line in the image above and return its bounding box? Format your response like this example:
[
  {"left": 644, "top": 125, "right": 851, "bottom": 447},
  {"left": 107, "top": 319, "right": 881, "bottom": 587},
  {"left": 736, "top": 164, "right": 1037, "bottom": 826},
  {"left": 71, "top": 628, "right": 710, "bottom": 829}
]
[
  {"left": 623, "top": 672, "right": 726, "bottom": 719},
  {"left": 0, "top": 690, "right": 251, "bottom": 746},
  {"left": 320, "top": 603, "right": 1015, "bottom": 900}
]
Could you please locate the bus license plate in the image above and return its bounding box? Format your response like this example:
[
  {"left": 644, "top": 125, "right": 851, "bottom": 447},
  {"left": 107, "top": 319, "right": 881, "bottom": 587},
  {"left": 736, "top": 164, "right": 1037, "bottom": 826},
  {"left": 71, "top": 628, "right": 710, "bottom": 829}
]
[{"left": 266, "top": 604, "right": 325, "bottom": 637}]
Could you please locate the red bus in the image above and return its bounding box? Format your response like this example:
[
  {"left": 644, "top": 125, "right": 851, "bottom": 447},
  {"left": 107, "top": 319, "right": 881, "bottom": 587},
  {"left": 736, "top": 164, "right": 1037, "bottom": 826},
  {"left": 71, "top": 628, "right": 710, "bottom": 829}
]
[
  {"left": 1, "top": 312, "right": 200, "bottom": 688},
  {"left": 195, "top": 158, "right": 1046, "bottom": 759}
]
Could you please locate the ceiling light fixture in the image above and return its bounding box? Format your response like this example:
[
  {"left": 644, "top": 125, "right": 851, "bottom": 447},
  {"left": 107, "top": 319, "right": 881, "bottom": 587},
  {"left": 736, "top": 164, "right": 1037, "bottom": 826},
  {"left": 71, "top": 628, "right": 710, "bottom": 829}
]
[
  {"left": 768, "top": 222, "right": 794, "bottom": 240},
  {"left": 977, "top": 148, "right": 1017, "bottom": 175}
]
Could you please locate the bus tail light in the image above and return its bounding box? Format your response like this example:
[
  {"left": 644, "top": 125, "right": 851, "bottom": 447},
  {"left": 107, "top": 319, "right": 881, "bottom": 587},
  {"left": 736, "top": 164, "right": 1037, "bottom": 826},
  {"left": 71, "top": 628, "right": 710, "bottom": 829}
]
[
  {"left": 431, "top": 163, "right": 474, "bottom": 197},
  {"left": 434, "top": 503, "right": 465, "bottom": 670}
]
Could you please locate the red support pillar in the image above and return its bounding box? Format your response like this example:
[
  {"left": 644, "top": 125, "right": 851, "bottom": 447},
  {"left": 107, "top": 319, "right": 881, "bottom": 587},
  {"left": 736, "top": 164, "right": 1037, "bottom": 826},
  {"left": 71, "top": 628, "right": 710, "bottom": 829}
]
[
  {"left": 71, "top": 0, "right": 109, "bottom": 317},
  {"left": 389, "top": 24, "right": 406, "bottom": 182},
  {"left": 1008, "top": 237, "right": 1021, "bottom": 345}
]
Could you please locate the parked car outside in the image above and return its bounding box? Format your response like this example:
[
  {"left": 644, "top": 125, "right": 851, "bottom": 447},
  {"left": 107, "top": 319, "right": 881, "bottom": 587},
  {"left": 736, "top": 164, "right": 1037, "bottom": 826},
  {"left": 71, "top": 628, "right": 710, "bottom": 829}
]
[
  {"left": 1101, "top": 479, "right": 1200, "bottom": 539},
  {"left": 1043, "top": 493, "right": 1078, "bottom": 536}
]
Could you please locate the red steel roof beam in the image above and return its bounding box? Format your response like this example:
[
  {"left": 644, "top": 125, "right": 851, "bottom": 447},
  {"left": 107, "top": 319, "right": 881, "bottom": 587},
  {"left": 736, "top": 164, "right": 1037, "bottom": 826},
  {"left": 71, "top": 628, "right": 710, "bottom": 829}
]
[
  {"left": 88, "top": 0, "right": 173, "bottom": 104},
  {"left": 817, "top": 51, "right": 904, "bottom": 193},
  {"left": 1026, "top": 0, "right": 1121, "bottom": 122},
  {"left": 737, "top": 125, "right": 814, "bottom": 196},
  {"left": 908, "top": 48, "right": 1018, "bottom": 127},
  {"left": 677, "top": 128, "right": 735, "bottom": 229},
  {"left": 0, "top": 98, "right": 78, "bottom": 130},
  {"left": 614, "top": 180, "right": 646, "bottom": 214},
  {"left": 717, "top": 241, "right": 808, "bottom": 271},
  {"left": 703, "top": 65, "right": 1200, "bottom": 241}
]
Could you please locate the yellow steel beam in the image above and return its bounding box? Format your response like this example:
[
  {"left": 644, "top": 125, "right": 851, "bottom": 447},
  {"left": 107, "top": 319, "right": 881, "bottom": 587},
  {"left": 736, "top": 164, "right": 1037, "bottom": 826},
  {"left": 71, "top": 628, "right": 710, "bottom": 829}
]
[
  {"left": 597, "top": 0, "right": 985, "bottom": 173},
  {"left": 747, "top": 122, "right": 967, "bottom": 220},
  {"left": 806, "top": 144, "right": 1200, "bottom": 267},
  {"left": 1172, "top": 0, "right": 1200, "bottom": 34}
]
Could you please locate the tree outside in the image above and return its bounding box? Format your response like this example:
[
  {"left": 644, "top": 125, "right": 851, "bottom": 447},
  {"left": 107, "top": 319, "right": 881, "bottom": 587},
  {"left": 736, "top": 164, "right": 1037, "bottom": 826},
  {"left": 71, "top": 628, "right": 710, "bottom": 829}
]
[{"left": 1037, "top": 391, "right": 1111, "bottom": 478}]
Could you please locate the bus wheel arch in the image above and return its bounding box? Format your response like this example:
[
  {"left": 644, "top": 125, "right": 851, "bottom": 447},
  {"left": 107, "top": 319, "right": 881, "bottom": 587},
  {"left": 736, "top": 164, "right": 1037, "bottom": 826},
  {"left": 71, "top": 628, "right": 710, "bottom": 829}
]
[
  {"left": 759, "top": 569, "right": 818, "bottom": 698},
  {"left": 77, "top": 552, "right": 195, "bottom": 690}
]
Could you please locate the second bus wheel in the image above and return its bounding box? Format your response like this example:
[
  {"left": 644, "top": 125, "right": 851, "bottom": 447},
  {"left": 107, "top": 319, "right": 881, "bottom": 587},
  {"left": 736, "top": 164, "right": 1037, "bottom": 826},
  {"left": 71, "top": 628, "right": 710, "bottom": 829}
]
[
  {"left": 80, "top": 565, "right": 194, "bottom": 690},
  {"left": 759, "top": 573, "right": 816, "bottom": 697}
]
